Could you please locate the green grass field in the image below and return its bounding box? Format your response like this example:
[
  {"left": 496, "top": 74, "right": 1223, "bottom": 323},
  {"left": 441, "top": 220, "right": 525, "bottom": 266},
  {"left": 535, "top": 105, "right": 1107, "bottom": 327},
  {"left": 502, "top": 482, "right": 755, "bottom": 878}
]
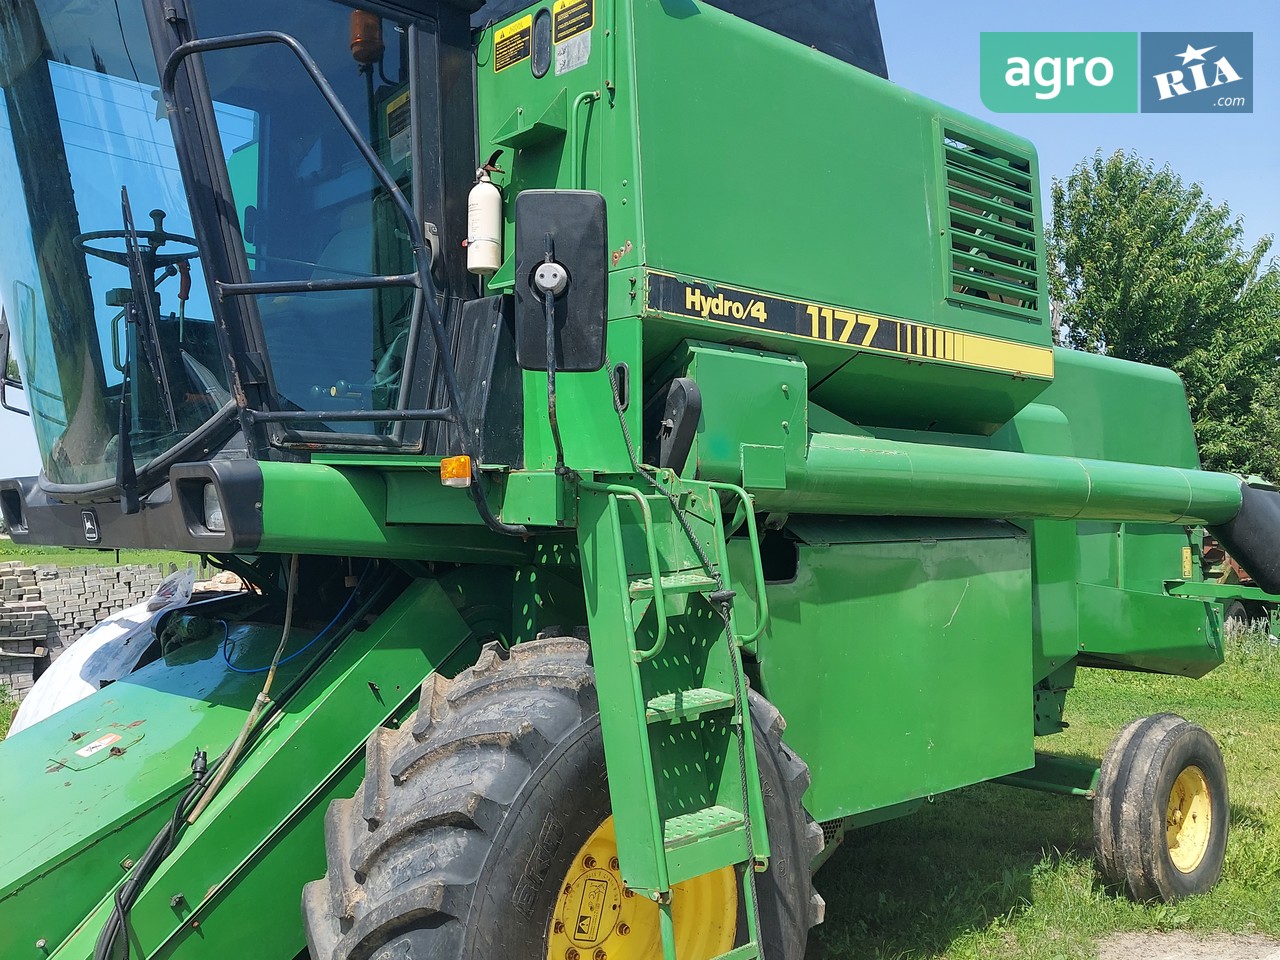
[
  {"left": 809, "top": 629, "right": 1280, "bottom": 959},
  {"left": 0, "top": 538, "right": 195, "bottom": 571},
  {"left": 0, "top": 686, "right": 15, "bottom": 740}
]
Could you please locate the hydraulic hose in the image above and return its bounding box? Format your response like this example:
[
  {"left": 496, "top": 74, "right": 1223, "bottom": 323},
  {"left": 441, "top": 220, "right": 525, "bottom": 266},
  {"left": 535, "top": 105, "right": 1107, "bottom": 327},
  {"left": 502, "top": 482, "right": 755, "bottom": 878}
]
[
  {"left": 187, "top": 553, "right": 298, "bottom": 824},
  {"left": 92, "top": 559, "right": 400, "bottom": 960}
]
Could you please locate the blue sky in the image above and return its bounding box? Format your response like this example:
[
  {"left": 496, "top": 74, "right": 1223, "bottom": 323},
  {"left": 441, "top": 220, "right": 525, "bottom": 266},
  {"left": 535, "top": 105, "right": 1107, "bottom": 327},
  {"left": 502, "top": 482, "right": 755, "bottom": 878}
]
[
  {"left": 1, "top": 1, "right": 1277, "bottom": 481},
  {"left": 877, "top": 0, "right": 1278, "bottom": 249}
]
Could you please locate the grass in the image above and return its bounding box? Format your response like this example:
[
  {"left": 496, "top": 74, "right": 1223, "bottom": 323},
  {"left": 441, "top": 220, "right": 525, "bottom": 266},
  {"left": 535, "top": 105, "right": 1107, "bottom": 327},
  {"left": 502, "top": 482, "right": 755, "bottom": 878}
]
[
  {"left": 0, "top": 685, "right": 15, "bottom": 739},
  {"left": 0, "top": 537, "right": 195, "bottom": 571},
  {"left": 808, "top": 629, "right": 1280, "bottom": 959}
]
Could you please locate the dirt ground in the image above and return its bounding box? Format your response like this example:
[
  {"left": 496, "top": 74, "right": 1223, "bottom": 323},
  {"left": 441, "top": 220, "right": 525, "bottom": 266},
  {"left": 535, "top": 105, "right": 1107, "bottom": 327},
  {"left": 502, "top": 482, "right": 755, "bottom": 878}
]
[{"left": 1098, "top": 933, "right": 1280, "bottom": 960}]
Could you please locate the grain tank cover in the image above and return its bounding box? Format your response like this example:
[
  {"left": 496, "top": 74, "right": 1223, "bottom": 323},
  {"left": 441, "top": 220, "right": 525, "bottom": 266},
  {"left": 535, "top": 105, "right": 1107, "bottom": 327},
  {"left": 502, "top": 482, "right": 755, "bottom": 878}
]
[
  {"left": 477, "top": 0, "right": 1053, "bottom": 436},
  {"left": 473, "top": 0, "right": 888, "bottom": 77}
]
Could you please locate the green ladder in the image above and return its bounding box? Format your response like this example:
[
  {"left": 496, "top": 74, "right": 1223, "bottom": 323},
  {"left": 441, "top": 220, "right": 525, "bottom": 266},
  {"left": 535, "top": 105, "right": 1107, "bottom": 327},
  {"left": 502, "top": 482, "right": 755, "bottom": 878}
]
[{"left": 578, "top": 476, "right": 772, "bottom": 959}]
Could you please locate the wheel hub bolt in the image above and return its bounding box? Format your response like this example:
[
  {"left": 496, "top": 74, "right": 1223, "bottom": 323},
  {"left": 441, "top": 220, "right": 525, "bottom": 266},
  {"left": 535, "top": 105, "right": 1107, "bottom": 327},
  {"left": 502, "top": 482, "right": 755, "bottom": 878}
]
[
  {"left": 583, "top": 855, "right": 597, "bottom": 869},
  {"left": 554, "top": 921, "right": 565, "bottom": 934},
  {"left": 618, "top": 923, "right": 630, "bottom": 936},
  {"left": 609, "top": 857, "right": 620, "bottom": 871},
  {"left": 623, "top": 888, "right": 634, "bottom": 898},
  {"left": 566, "top": 950, "right": 579, "bottom": 960},
  {"left": 594, "top": 951, "right": 607, "bottom": 960}
]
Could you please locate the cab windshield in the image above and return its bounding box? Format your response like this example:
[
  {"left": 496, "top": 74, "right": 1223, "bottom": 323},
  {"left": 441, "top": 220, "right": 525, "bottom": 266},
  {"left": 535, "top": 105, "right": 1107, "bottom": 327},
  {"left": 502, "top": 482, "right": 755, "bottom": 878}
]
[
  {"left": 0, "top": 0, "right": 236, "bottom": 486},
  {"left": 1, "top": 0, "right": 421, "bottom": 487}
]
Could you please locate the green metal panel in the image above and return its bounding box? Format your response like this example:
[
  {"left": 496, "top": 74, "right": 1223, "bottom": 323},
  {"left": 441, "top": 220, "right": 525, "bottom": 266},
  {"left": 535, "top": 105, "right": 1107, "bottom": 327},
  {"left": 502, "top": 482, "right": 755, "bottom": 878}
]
[
  {"left": 23, "top": 578, "right": 477, "bottom": 960},
  {"left": 645, "top": 340, "right": 807, "bottom": 485},
  {"left": 0, "top": 639, "right": 275, "bottom": 956},
  {"left": 627, "top": 0, "right": 1052, "bottom": 435},
  {"left": 255, "top": 462, "right": 530, "bottom": 562},
  {"left": 1076, "top": 583, "right": 1222, "bottom": 677},
  {"left": 995, "top": 402, "right": 1082, "bottom": 678},
  {"left": 746, "top": 518, "right": 1033, "bottom": 823}
]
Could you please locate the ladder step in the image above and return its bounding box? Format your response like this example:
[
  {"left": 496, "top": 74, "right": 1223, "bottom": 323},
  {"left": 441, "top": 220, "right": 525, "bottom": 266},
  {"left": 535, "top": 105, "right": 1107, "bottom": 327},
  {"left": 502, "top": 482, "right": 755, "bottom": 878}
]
[
  {"left": 628, "top": 570, "right": 718, "bottom": 600},
  {"left": 712, "top": 945, "right": 760, "bottom": 960},
  {"left": 646, "top": 687, "right": 736, "bottom": 724},
  {"left": 663, "top": 805, "right": 744, "bottom": 851}
]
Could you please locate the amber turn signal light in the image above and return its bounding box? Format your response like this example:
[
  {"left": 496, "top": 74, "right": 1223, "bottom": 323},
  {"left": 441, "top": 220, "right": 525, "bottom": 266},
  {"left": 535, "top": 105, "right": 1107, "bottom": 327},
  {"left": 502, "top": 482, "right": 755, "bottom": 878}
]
[{"left": 440, "top": 455, "right": 472, "bottom": 488}]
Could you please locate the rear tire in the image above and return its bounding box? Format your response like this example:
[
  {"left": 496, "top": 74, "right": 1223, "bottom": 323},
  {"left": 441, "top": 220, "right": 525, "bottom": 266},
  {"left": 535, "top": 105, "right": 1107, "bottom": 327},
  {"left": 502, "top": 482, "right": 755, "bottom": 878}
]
[
  {"left": 302, "top": 637, "right": 824, "bottom": 959},
  {"left": 1223, "top": 600, "right": 1250, "bottom": 634},
  {"left": 1093, "top": 714, "right": 1229, "bottom": 902}
]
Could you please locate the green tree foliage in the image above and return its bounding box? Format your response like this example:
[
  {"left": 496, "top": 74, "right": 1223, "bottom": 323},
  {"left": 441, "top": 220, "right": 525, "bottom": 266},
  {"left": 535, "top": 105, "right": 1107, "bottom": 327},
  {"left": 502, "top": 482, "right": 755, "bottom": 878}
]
[{"left": 1049, "top": 150, "right": 1280, "bottom": 474}]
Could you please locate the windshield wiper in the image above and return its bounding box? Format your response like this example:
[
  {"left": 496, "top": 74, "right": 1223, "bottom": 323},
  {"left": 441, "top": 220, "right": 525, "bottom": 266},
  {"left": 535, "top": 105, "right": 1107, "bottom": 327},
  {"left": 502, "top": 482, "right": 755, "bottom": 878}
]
[{"left": 115, "top": 187, "right": 177, "bottom": 513}]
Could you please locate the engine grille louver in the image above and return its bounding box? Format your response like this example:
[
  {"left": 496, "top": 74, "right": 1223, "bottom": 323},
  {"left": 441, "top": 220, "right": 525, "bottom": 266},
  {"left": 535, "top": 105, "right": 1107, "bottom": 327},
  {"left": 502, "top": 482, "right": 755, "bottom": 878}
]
[{"left": 942, "top": 127, "right": 1041, "bottom": 320}]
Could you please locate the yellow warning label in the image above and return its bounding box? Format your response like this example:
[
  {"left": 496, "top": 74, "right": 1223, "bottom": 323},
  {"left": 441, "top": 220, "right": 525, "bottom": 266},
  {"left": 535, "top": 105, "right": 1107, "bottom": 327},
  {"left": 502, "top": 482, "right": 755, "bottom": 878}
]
[
  {"left": 494, "top": 15, "right": 533, "bottom": 72},
  {"left": 573, "top": 877, "right": 608, "bottom": 943},
  {"left": 553, "top": 0, "right": 593, "bottom": 43}
]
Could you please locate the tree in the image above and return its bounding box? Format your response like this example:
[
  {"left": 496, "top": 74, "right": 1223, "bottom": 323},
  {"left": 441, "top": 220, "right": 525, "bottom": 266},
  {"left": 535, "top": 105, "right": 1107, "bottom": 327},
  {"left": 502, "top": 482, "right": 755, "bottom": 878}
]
[{"left": 1048, "top": 150, "right": 1280, "bottom": 475}]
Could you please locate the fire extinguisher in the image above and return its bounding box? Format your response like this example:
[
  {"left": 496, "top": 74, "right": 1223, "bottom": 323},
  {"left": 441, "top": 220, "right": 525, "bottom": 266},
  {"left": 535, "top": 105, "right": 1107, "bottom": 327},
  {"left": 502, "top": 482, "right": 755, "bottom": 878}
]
[{"left": 466, "top": 150, "right": 504, "bottom": 276}]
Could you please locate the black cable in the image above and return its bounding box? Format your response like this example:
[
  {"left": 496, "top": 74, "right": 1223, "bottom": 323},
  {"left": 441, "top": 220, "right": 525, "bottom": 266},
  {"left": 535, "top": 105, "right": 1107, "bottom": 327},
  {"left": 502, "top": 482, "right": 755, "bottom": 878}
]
[
  {"left": 91, "top": 567, "right": 400, "bottom": 960},
  {"left": 544, "top": 291, "right": 567, "bottom": 474}
]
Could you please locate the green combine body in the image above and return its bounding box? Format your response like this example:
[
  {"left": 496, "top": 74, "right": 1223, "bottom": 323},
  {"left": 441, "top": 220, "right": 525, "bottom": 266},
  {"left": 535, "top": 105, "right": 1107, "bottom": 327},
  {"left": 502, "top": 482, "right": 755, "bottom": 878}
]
[{"left": 0, "top": 1, "right": 1270, "bottom": 958}]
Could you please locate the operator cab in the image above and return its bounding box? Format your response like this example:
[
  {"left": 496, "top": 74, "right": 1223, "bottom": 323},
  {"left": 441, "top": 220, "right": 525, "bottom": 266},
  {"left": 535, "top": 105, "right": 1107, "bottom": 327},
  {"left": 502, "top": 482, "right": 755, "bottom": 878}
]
[{"left": 0, "top": 0, "right": 473, "bottom": 510}]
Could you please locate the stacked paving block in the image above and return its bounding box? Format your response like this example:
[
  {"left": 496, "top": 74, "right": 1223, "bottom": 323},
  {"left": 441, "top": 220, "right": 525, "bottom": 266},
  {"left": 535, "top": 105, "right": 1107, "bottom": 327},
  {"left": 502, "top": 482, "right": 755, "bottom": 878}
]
[{"left": 0, "top": 561, "right": 168, "bottom": 701}]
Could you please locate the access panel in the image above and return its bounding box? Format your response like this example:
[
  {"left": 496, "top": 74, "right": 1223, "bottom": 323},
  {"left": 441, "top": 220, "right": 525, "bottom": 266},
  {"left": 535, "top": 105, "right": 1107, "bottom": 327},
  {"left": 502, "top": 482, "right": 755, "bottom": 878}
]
[{"left": 746, "top": 517, "right": 1033, "bottom": 822}]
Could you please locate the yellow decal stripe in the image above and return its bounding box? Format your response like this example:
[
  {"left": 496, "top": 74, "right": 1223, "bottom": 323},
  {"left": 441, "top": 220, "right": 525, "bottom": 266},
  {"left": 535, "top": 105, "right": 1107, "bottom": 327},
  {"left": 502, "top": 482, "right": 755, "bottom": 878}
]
[{"left": 645, "top": 271, "right": 1054, "bottom": 380}]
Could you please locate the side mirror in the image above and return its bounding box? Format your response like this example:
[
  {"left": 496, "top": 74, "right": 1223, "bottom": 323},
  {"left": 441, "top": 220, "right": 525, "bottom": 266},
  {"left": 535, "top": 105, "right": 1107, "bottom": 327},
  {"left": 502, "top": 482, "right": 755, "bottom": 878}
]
[
  {"left": 513, "top": 190, "right": 607, "bottom": 373},
  {"left": 0, "top": 309, "right": 29, "bottom": 416}
]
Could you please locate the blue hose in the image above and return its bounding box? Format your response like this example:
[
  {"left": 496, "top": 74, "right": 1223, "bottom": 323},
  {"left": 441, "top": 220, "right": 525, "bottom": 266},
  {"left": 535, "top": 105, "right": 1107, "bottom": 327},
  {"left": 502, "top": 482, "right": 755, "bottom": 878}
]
[{"left": 222, "top": 569, "right": 366, "bottom": 674}]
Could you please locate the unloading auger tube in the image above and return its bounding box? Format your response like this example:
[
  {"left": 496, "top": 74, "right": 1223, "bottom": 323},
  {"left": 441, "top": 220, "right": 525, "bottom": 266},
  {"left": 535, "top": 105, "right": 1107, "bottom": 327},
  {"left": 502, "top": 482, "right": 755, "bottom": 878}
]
[
  {"left": 702, "top": 431, "right": 1280, "bottom": 590},
  {"left": 696, "top": 430, "right": 1280, "bottom": 591},
  {"left": 742, "top": 430, "right": 1280, "bottom": 593}
]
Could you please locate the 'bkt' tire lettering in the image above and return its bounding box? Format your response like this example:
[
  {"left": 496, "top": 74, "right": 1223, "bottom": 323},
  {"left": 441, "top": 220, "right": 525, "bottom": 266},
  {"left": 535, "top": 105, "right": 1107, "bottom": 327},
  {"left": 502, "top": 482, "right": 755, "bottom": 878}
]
[{"left": 685, "top": 285, "right": 768, "bottom": 324}]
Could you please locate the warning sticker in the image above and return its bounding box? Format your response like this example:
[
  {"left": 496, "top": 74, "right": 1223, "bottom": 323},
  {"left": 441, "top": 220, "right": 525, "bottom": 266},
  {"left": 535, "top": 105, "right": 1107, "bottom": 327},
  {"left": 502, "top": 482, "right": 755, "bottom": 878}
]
[
  {"left": 75, "top": 732, "right": 122, "bottom": 759},
  {"left": 553, "top": 0, "right": 593, "bottom": 43},
  {"left": 555, "top": 31, "right": 591, "bottom": 76},
  {"left": 494, "top": 15, "right": 533, "bottom": 73},
  {"left": 572, "top": 877, "right": 608, "bottom": 943},
  {"left": 385, "top": 90, "right": 411, "bottom": 166}
]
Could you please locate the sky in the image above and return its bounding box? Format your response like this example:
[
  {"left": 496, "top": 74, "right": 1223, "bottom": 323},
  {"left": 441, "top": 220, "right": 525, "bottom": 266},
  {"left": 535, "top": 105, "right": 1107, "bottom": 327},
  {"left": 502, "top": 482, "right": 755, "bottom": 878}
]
[
  {"left": 877, "top": 0, "right": 1278, "bottom": 250},
  {"left": 1, "top": 1, "right": 1277, "bottom": 481}
]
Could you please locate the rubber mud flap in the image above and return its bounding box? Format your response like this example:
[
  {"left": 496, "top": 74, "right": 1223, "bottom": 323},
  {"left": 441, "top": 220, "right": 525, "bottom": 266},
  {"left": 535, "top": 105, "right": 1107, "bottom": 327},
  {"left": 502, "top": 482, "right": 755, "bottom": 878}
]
[{"left": 1209, "top": 482, "right": 1280, "bottom": 594}]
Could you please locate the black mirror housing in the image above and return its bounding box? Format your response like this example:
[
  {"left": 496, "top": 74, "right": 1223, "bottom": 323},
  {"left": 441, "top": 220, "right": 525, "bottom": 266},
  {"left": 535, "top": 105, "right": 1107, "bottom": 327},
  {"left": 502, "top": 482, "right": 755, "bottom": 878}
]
[{"left": 514, "top": 190, "right": 608, "bottom": 373}]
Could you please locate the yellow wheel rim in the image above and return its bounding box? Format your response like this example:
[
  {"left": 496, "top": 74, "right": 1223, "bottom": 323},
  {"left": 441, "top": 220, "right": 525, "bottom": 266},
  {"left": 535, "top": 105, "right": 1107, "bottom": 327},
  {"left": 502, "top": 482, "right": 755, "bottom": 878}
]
[
  {"left": 546, "top": 816, "right": 737, "bottom": 960},
  {"left": 1166, "top": 765, "right": 1213, "bottom": 873}
]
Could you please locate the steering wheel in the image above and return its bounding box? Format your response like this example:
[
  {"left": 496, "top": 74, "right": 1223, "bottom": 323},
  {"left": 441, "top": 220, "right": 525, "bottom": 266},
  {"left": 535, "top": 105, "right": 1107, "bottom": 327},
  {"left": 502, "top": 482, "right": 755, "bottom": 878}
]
[{"left": 74, "top": 208, "right": 200, "bottom": 268}]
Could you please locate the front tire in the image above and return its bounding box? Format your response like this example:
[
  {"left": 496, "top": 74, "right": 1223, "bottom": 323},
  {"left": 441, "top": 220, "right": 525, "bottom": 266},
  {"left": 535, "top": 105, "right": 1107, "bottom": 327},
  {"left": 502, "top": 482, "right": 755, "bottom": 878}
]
[{"left": 302, "top": 637, "right": 824, "bottom": 959}]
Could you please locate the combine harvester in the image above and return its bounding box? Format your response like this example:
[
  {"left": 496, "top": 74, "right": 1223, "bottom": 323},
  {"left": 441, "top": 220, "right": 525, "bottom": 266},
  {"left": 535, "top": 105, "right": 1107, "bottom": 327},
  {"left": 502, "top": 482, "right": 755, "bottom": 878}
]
[{"left": 0, "top": 0, "right": 1275, "bottom": 957}]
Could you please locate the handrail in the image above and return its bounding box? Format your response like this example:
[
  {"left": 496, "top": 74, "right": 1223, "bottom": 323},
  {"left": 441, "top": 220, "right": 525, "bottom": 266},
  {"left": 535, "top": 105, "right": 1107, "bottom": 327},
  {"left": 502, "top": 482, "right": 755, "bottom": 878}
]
[
  {"left": 581, "top": 480, "right": 669, "bottom": 663},
  {"left": 161, "top": 31, "right": 528, "bottom": 536},
  {"left": 568, "top": 90, "right": 600, "bottom": 190},
  {"left": 707, "top": 482, "right": 770, "bottom": 646}
]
